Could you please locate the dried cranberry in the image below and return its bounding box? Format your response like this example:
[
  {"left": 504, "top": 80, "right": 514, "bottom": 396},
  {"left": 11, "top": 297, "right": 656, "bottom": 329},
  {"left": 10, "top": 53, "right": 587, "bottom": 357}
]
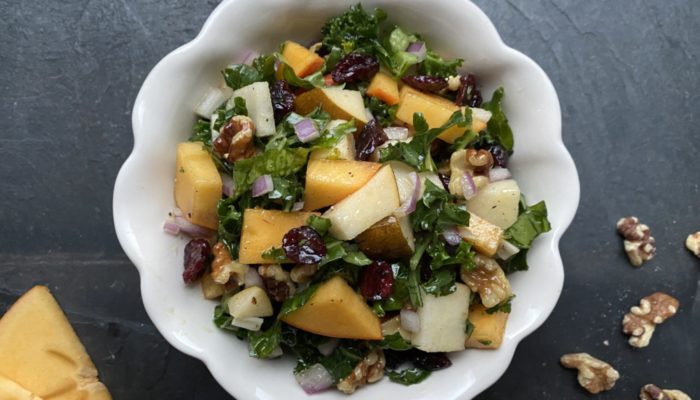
[
  {"left": 282, "top": 226, "right": 326, "bottom": 264},
  {"left": 484, "top": 144, "right": 509, "bottom": 168},
  {"left": 331, "top": 53, "right": 379, "bottom": 84},
  {"left": 401, "top": 75, "right": 448, "bottom": 93},
  {"left": 359, "top": 261, "right": 394, "bottom": 301},
  {"left": 437, "top": 173, "right": 451, "bottom": 191},
  {"left": 183, "top": 238, "right": 211, "bottom": 284},
  {"left": 355, "top": 119, "right": 387, "bottom": 161},
  {"left": 412, "top": 351, "right": 452, "bottom": 371},
  {"left": 455, "top": 74, "right": 482, "bottom": 107},
  {"left": 270, "top": 80, "right": 295, "bottom": 123}
]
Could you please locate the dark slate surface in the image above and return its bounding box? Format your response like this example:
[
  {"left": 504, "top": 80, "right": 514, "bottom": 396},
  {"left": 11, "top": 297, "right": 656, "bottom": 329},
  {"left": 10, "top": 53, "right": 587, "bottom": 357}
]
[{"left": 1, "top": 0, "right": 698, "bottom": 398}]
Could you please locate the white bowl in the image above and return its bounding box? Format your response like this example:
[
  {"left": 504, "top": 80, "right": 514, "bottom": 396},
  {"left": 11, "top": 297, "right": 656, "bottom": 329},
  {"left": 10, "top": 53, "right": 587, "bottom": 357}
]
[{"left": 114, "top": 0, "right": 579, "bottom": 398}]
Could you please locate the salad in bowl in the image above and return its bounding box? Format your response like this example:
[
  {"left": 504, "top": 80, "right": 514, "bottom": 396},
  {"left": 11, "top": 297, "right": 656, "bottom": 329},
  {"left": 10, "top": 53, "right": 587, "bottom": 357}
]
[{"left": 163, "top": 3, "right": 552, "bottom": 396}]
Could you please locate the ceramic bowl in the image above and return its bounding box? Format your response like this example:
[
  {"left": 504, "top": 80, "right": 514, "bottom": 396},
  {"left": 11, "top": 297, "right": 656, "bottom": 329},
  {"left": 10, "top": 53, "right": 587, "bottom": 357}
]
[{"left": 114, "top": 0, "right": 579, "bottom": 398}]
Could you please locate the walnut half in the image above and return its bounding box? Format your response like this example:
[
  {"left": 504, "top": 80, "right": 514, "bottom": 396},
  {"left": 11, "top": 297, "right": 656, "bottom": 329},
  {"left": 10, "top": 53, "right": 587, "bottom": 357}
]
[
  {"left": 336, "top": 349, "right": 385, "bottom": 394},
  {"left": 560, "top": 352, "right": 620, "bottom": 394},
  {"left": 617, "top": 216, "right": 656, "bottom": 266},
  {"left": 460, "top": 254, "right": 512, "bottom": 308},
  {"left": 622, "top": 292, "right": 679, "bottom": 348},
  {"left": 640, "top": 384, "right": 692, "bottom": 400}
]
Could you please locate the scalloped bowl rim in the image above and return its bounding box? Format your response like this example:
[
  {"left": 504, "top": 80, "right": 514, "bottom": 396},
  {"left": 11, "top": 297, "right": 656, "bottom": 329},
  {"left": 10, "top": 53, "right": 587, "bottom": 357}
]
[{"left": 114, "top": 0, "right": 579, "bottom": 399}]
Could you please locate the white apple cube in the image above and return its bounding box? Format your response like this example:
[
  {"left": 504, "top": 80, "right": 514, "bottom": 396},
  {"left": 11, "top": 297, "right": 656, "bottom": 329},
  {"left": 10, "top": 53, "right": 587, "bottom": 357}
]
[
  {"left": 467, "top": 179, "right": 521, "bottom": 229},
  {"left": 230, "top": 81, "right": 276, "bottom": 137},
  {"left": 323, "top": 165, "right": 400, "bottom": 240},
  {"left": 412, "top": 283, "right": 470, "bottom": 353},
  {"left": 227, "top": 286, "right": 273, "bottom": 319},
  {"left": 310, "top": 121, "right": 356, "bottom": 160}
]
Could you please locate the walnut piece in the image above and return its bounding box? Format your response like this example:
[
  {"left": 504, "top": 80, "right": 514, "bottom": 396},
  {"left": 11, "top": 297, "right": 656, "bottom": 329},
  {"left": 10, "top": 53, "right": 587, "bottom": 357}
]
[
  {"left": 622, "top": 292, "right": 679, "bottom": 348},
  {"left": 210, "top": 242, "right": 249, "bottom": 285},
  {"left": 640, "top": 384, "right": 692, "bottom": 400},
  {"left": 337, "top": 349, "right": 385, "bottom": 394},
  {"left": 258, "top": 264, "right": 296, "bottom": 302},
  {"left": 213, "top": 115, "right": 256, "bottom": 163},
  {"left": 617, "top": 216, "right": 656, "bottom": 266},
  {"left": 460, "top": 254, "right": 512, "bottom": 308},
  {"left": 289, "top": 263, "right": 318, "bottom": 284},
  {"left": 560, "top": 353, "right": 620, "bottom": 394},
  {"left": 685, "top": 232, "right": 700, "bottom": 258}
]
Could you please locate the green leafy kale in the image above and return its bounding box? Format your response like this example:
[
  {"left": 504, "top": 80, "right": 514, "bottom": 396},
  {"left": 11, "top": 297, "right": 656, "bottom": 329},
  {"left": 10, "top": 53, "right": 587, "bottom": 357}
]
[
  {"left": 232, "top": 147, "right": 309, "bottom": 198},
  {"left": 427, "top": 240, "right": 476, "bottom": 270},
  {"left": 280, "top": 61, "right": 326, "bottom": 89},
  {"left": 480, "top": 87, "right": 514, "bottom": 152},
  {"left": 486, "top": 295, "right": 515, "bottom": 314},
  {"left": 465, "top": 320, "right": 475, "bottom": 338},
  {"left": 307, "top": 215, "right": 332, "bottom": 235},
  {"left": 379, "top": 332, "right": 413, "bottom": 351},
  {"left": 418, "top": 49, "right": 463, "bottom": 77},
  {"left": 422, "top": 267, "right": 457, "bottom": 296},
  {"left": 279, "top": 283, "right": 320, "bottom": 318},
  {"left": 222, "top": 54, "right": 276, "bottom": 90},
  {"left": 248, "top": 320, "right": 282, "bottom": 358},
  {"left": 190, "top": 119, "right": 212, "bottom": 144},
  {"left": 212, "top": 296, "right": 249, "bottom": 340},
  {"left": 364, "top": 95, "right": 397, "bottom": 127},
  {"left": 501, "top": 196, "right": 551, "bottom": 273},
  {"left": 321, "top": 4, "right": 387, "bottom": 55},
  {"left": 216, "top": 197, "right": 244, "bottom": 258},
  {"left": 310, "top": 119, "right": 357, "bottom": 150},
  {"left": 386, "top": 368, "right": 431, "bottom": 385},
  {"left": 379, "top": 27, "right": 422, "bottom": 77},
  {"left": 380, "top": 263, "right": 411, "bottom": 311},
  {"left": 380, "top": 110, "right": 471, "bottom": 172},
  {"left": 411, "top": 180, "right": 469, "bottom": 232}
]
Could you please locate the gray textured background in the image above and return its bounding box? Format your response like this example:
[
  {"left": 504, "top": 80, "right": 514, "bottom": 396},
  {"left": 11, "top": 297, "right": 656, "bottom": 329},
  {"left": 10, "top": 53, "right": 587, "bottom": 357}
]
[{"left": 1, "top": 0, "right": 698, "bottom": 398}]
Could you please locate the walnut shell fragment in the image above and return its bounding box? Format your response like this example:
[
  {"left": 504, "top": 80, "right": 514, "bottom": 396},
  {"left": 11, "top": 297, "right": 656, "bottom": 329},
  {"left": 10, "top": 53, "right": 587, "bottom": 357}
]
[
  {"left": 560, "top": 352, "right": 620, "bottom": 394},
  {"left": 622, "top": 292, "right": 679, "bottom": 348}
]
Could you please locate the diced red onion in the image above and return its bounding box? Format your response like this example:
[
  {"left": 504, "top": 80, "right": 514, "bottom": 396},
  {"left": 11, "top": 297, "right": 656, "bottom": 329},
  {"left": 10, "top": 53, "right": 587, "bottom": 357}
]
[
  {"left": 400, "top": 309, "right": 420, "bottom": 333},
  {"left": 221, "top": 173, "right": 235, "bottom": 197},
  {"left": 251, "top": 175, "right": 274, "bottom": 197},
  {"left": 194, "top": 87, "right": 233, "bottom": 118},
  {"left": 295, "top": 364, "right": 334, "bottom": 394},
  {"left": 462, "top": 173, "right": 477, "bottom": 200},
  {"left": 317, "top": 338, "right": 339, "bottom": 356},
  {"left": 442, "top": 226, "right": 462, "bottom": 246},
  {"left": 292, "top": 201, "right": 305, "bottom": 212},
  {"left": 396, "top": 172, "right": 421, "bottom": 216},
  {"left": 383, "top": 127, "right": 409, "bottom": 141},
  {"left": 497, "top": 240, "right": 521, "bottom": 260},
  {"left": 237, "top": 49, "right": 259, "bottom": 65},
  {"left": 294, "top": 119, "right": 320, "bottom": 143},
  {"left": 244, "top": 268, "right": 264, "bottom": 289},
  {"left": 163, "top": 221, "right": 181, "bottom": 236},
  {"left": 406, "top": 41, "right": 427, "bottom": 62},
  {"left": 163, "top": 216, "right": 214, "bottom": 238},
  {"left": 489, "top": 167, "right": 512, "bottom": 182}
]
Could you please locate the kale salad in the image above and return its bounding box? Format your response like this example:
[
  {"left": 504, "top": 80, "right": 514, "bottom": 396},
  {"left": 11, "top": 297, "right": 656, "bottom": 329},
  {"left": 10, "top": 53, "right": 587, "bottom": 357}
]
[{"left": 164, "top": 4, "right": 551, "bottom": 395}]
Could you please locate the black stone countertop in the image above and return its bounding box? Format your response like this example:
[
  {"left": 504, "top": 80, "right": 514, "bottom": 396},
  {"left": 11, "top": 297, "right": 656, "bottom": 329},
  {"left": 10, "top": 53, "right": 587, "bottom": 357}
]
[{"left": 1, "top": 0, "right": 698, "bottom": 398}]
